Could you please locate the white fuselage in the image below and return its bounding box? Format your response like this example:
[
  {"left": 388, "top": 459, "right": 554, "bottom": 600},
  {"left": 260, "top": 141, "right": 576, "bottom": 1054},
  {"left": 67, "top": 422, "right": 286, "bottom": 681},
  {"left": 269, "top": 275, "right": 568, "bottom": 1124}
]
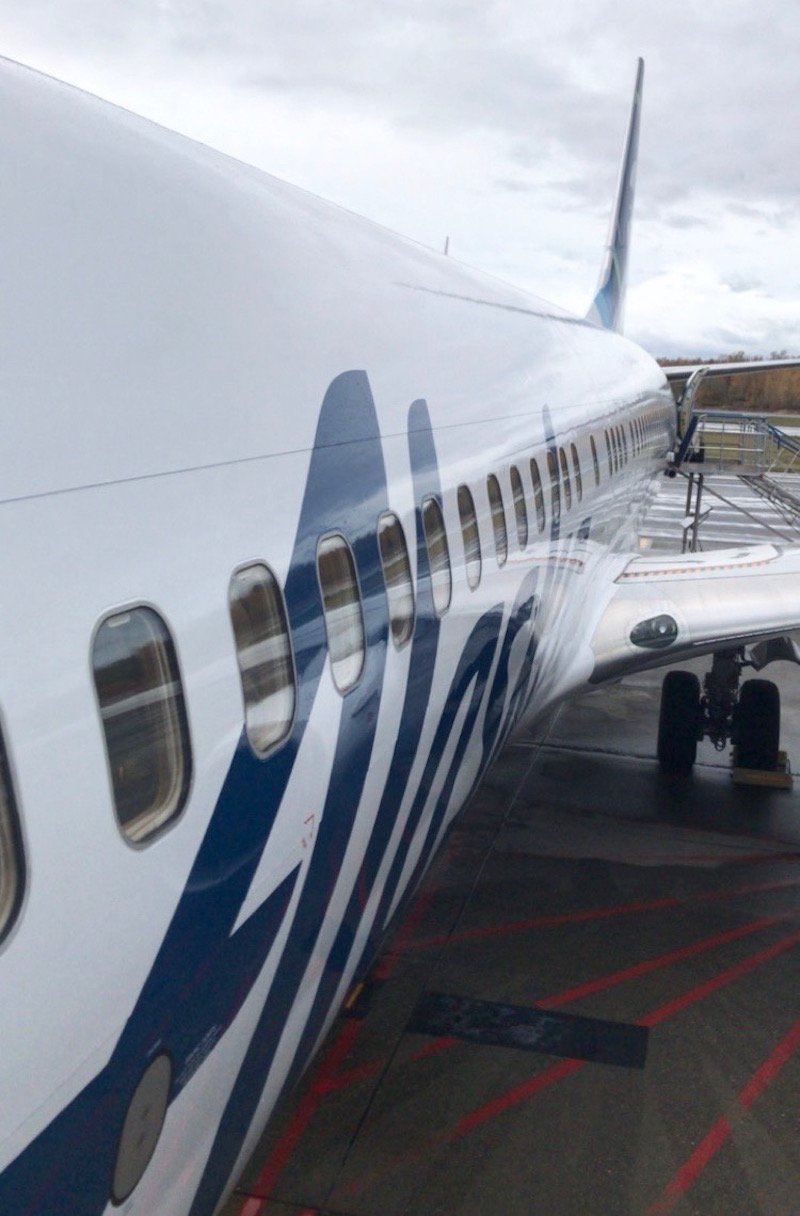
[{"left": 0, "top": 60, "right": 674, "bottom": 1216}]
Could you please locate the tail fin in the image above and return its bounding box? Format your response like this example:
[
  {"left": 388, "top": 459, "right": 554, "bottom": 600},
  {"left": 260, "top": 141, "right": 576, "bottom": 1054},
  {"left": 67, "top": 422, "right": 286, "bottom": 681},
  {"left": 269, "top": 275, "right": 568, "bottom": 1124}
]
[{"left": 586, "top": 58, "right": 644, "bottom": 333}]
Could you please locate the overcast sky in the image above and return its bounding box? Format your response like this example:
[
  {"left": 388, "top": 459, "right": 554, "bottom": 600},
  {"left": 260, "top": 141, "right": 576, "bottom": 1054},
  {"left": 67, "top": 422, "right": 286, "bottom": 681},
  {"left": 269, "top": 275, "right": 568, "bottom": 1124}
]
[{"left": 3, "top": 1, "right": 800, "bottom": 356}]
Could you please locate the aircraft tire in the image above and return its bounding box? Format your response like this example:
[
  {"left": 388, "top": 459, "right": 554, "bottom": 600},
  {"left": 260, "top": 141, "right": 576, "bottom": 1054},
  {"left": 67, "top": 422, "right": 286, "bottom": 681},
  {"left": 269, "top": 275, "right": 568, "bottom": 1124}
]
[
  {"left": 733, "top": 679, "right": 780, "bottom": 771},
  {"left": 657, "top": 670, "right": 701, "bottom": 773}
]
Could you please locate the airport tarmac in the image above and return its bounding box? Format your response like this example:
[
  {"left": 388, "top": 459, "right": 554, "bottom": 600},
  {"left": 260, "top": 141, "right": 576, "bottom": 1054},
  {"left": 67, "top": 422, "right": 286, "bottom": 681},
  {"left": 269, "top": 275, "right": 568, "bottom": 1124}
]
[
  {"left": 221, "top": 476, "right": 800, "bottom": 1216},
  {"left": 220, "top": 654, "right": 800, "bottom": 1216}
]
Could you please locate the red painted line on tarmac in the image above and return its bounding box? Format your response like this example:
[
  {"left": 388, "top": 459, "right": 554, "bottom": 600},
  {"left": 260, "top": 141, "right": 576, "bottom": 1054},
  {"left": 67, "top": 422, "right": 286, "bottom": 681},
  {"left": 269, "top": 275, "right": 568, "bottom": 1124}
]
[
  {"left": 244, "top": 1090, "right": 323, "bottom": 1204},
  {"left": 646, "top": 1117, "right": 734, "bottom": 1216},
  {"left": 409, "top": 1035, "right": 458, "bottom": 1063},
  {"left": 317, "top": 914, "right": 792, "bottom": 1097},
  {"left": 337, "top": 923, "right": 800, "bottom": 1202},
  {"left": 645, "top": 1016, "right": 800, "bottom": 1216},
  {"left": 409, "top": 873, "right": 800, "bottom": 951},
  {"left": 453, "top": 1057, "right": 585, "bottom": 1135},
  {"left": 739, "top": 1017, "right": 800, "bottom": 1106},
  {"left": 412, "top": 896, "right": 681, "bottom": 950},
  {"left": 388, "top": 881, "right": 439, "bottom": 960},
  {"left": 639, "top": 927, "right": 800, "bottom": 1028},
  {"left": 318, "top": 1056, "right": 385, "bottom": 1094},
  {"left": 418, "top": 915, "right": 796, "bottom": 1139},
  {"left": 325, "top": 1034, "right": 457, "bottom": 1094},
  {"left": 242, "top": 874, "right": 800, "bottom": 1208},
  {"left": 239, "top": 881, "right": 440, "bottom": 1210},
  {"left": 539, "top": 914, "right": 786, "bottom": 1008},
  {"left": 370, "top": 880, "right": 442, "bottom": 986},
  {"left": 241, "top": 1014, "right": 363, "bottom": 1205}
]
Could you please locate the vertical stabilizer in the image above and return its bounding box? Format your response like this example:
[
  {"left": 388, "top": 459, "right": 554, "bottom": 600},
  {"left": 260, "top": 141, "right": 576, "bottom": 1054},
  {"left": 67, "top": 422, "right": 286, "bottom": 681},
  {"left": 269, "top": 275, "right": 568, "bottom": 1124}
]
[{"left": 586, "top": 58, "right": 644, "bottom": 333}]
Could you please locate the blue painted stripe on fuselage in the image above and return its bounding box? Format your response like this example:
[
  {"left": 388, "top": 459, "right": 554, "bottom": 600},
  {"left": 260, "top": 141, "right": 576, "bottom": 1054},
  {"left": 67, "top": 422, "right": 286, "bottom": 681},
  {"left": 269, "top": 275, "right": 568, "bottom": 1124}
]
[{"left": 280, "top": 398, "right": 444, "bottom": 1092}]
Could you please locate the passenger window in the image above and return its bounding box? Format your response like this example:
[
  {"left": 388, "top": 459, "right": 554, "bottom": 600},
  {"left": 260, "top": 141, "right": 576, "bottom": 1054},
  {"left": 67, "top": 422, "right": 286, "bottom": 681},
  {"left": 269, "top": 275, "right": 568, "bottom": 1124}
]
[
  {"left": 590, "top": 435, "right": 600, "bottom": 485},
  {"left": 229, "top": 563, "right": 295, "bottom": 756},
  {"left": 93, "top": 607, "right": 191, "bottom": 844},
  {"left": 620, "top": 425, "right": 628, "bottom": 463},
  {"left": 570, "top": 443, "right": 583, "bottom": 502},
  {"left": 0, "top": 727, "right": 23, "bottom": 944},
  {"left": 317, "top": 534, "right": 366, "bottom": 692},
  {"left": 457, "top": 485, "right": 482, "bottom": 590},
  {"left": 486, "top": 474, "right": 508, "bottom": 566},
  {"left": 378, "top": 512, "right": 415, "bottom": 647},
  {"left": 605, "top": 430, "right": 613, "bottom": 476},
  {"left": 546, "top": 449, "right": 561, "bottom": 528},
  {"left": 530, "top": 458, "right": 546, "bottom": 532},
  {"left": 611, "top": 428, "right": 620, "bottom": 471},
  {"left": 559, "top": 447, "right": 572, "bottom": 510},
  {"left": 422, "top": 496, "right": 452, "bottom": 616},
  {"left": 510, "top": 465, "right": 528, "bottom": 548}
]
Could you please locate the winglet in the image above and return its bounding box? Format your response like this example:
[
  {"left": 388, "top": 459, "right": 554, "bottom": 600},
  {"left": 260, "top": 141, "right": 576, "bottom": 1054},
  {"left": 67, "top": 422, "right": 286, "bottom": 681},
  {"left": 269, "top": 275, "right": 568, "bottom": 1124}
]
[{"left": 586, "top": 58, "right": 644, "bottom": 333}]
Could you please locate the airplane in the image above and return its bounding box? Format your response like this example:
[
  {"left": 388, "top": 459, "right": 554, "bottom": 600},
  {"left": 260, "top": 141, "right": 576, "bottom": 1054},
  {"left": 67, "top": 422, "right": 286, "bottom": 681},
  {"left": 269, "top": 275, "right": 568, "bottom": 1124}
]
[{"left": 3, "top": 52, "right": 800, "bottom": 1216}]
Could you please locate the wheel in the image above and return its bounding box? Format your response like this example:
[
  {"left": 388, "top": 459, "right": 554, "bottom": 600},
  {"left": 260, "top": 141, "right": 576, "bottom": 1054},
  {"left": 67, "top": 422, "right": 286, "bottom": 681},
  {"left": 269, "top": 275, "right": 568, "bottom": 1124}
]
[
  {"left": 657, "top": 670, "right": 702, "bottom": 773},
  {"left": 733, "top": 679, "right": 780, "bottom": 771}
]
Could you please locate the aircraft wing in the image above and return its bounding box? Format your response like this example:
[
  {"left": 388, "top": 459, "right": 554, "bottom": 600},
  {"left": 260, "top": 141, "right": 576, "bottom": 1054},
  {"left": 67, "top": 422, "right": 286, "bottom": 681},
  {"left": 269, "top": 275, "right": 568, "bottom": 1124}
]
[
  {"left": 589, "top": 543, "right": 800, "bottom": 684},
  {"left": 662, "top": 358, "right": 800, "bottom": 384}
]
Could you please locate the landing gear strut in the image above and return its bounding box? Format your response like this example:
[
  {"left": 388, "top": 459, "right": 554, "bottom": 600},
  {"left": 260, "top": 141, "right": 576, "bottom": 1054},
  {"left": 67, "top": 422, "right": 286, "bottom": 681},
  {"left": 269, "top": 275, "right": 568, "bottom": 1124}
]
[{"left": 657, "top": 648, "right": 781, "bottom": 774}]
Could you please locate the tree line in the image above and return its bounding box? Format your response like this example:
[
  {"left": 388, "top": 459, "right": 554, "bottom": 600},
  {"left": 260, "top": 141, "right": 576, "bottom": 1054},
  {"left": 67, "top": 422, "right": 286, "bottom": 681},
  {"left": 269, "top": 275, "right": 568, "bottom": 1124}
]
[{"left": 657, "top": 353, "right": 800, "bottom": 413}]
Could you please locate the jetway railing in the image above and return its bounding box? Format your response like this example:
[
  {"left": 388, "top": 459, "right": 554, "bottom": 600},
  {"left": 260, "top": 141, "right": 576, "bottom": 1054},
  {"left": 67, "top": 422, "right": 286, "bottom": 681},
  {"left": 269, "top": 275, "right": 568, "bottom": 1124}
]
[
  {"left": 670, "top": 407, "right": 800, "bottom": 550},
  {"left": 686, "top": 410, "right": 800, "bottom": 476}
]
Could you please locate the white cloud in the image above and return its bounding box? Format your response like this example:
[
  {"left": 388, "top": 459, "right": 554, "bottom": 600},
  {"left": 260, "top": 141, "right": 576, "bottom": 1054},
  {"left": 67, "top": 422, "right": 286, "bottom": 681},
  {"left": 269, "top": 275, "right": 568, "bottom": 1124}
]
[{"left": 2, "top": 0, "right": 799, "bottom": 352}]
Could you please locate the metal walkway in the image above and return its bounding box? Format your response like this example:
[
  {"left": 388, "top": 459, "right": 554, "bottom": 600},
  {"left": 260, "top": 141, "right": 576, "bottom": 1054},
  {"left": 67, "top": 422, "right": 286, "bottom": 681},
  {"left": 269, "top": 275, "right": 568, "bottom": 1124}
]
[{"left": 654, "top": 407, "right": 800, "bottom": 553}]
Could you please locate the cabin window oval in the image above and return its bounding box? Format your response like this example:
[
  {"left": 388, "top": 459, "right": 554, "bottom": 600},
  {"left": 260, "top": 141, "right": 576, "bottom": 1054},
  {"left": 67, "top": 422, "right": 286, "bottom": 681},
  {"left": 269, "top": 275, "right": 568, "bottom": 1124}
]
[
  {"left": 546, "top": 449, "right": 561, "bottom": 528},
  {"left": 510, "top": 465, "right": 528, "bottom": 549},
  {"left": 0, "top": 727, "right": 24, "bottom": 945},
  {"left": 317, "top": 534, "right": 366, "bottom": 692},
  {"left": 559, "top": 447, "right": 572, "bottom": 511},
  {"left": 378, "top": 512, "right": 415, "bottom": 648},
  {"left": 93, "top": 607, "right": 192, "bottom": 844},
  {"left": 422, "top": 496, "right": 452, "bottom": 616},
  {"left": 486, "top": 474, "right": 508, "bottom": 566},
  {"left": 605, "top": 429, "right": 614, "bottom": 476},
  {"left": 530, "top": 458, "right": 546, "bottom": 533},
  {"left": 457, "top": 485, "right": 482, "bottom": 589},
  {"left": 570, "top": 443, "right": 583, "bottom": 503},
  {"left": 590, "top": 435, "right": 601, "bottom": 486},
  {"left": 229, "top": 563, "right": 295, "bottom": 756}
]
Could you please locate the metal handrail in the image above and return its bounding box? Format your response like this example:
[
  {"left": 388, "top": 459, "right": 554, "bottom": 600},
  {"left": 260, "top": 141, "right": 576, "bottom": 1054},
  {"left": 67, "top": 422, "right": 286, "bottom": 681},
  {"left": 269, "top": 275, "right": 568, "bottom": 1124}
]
[{"left": 687, "top": 410, "right": 800, "bottom": 475}]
